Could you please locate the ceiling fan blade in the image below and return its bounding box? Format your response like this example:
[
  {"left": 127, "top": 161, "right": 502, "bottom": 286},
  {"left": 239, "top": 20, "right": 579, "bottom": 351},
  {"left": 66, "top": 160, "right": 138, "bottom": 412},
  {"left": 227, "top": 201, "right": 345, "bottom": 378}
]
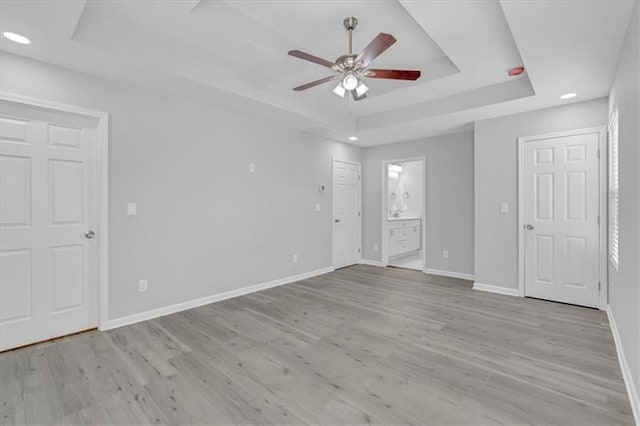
[
  {"left": 364, "top": 69, "right": 421, "bottom": 81},
  {"left": 355, "top": 33, "right": 396, "bottom": 68},
  {"left": 293, "top": 75, "right": 339, "bottom": 91},
  {"left": 288, "top": 50, "right": 336, "bottom": 69},
  {"left": 351, "top": 90, "right": 367, "bottom": 101}
]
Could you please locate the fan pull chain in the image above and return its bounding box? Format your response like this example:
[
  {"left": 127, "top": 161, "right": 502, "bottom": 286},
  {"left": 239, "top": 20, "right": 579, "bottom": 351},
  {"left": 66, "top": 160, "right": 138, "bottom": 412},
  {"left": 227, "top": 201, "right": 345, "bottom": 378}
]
[{"left": 348, "top": 91, "right": 353, "bottom": 117}]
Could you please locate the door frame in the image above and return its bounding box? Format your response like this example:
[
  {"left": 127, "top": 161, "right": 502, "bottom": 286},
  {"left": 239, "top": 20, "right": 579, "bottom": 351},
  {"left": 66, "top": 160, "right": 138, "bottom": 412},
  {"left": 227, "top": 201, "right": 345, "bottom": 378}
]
[
  {"left": 517, "top": 126, "right": 607, "bottom": 309},
  {"left": 380, "top": 156, "right": 427, "bottom": 268},
  {"left": 332, "top": 157, "right": 362, "bottom": 268},
  {"left": 1, "top": 92, "right": 110, "bottom": 330}
]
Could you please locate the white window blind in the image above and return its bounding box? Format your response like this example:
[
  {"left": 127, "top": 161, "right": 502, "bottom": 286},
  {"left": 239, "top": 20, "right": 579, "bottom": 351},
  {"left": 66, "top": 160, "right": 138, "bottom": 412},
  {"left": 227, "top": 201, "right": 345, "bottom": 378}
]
[{"left": 608, "top": 108, "right": 619, "bottom": 270}]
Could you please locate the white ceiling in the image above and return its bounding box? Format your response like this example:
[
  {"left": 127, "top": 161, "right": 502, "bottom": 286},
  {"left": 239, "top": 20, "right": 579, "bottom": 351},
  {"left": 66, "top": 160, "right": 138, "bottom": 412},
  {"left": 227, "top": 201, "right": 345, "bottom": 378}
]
[{"left": 0, "top": 0, "right": 635, "bottom": 146}]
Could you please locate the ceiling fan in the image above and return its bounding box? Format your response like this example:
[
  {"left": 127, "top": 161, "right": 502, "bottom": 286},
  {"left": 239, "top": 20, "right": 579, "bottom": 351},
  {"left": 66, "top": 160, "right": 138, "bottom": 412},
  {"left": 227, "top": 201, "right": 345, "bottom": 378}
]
[{"left": 288, "top": 17, "right": 421, "bottom": 101}]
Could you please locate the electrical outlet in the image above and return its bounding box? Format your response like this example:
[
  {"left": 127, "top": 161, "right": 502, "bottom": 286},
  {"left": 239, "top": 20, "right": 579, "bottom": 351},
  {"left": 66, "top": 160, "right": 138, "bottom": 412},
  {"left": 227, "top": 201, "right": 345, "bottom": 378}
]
[
  {"left": 138, "top": 279, "right": 148, "bottom": 292},
  {"left": 249, "top": 163, "right": 255, "bottom": 173},
  {"left": 500, "top": 202, "right": 509, "bottom": 214},
  {"left": 443, "top": 250, "right": 449, "bottom": 259},
  {"left": 127, "top": 202, "right": 137, "bottom": 216},
  {"left": 315, "top": 203, "right": 321, "bottom": 212},
  {"left": 373, "top": 243, "right": 379, "bottom": 251},
  {"left": 292, "top": 254, "right": 298, "bottom": 263}
]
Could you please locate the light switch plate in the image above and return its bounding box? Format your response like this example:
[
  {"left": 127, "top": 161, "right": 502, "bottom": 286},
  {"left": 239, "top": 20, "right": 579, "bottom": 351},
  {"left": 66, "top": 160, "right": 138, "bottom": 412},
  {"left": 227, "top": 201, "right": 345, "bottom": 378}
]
[
  {"left": 315, "top": 203, "right": 321, "bottom": 212},
  {"left": 292, "top": 254, "right": 298, "bottom": 263},
  {"left": 500, "top": 202, "right": 509, "bottom": 214},
  {"left": 127, "top": 202, "right": 137, "bottom": 216},
  {"left": 249, "top": 163, "right": 255, "bottom": 173},
  {"left": 138, "top": 279, "right": 148, "bottom": 292}
]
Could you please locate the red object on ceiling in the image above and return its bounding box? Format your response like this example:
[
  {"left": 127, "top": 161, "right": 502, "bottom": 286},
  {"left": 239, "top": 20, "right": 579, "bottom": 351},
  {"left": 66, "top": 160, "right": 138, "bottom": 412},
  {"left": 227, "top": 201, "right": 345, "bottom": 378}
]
[{"left": 508, "top": 66, "right": 525, "bottom": 76}]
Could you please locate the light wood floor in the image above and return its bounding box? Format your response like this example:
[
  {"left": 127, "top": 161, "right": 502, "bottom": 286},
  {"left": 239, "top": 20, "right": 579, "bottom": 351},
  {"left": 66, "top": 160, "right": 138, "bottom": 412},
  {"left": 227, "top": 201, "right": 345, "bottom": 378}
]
[{"left": 0, "top": 265, "right": 634, "bottom": 425}]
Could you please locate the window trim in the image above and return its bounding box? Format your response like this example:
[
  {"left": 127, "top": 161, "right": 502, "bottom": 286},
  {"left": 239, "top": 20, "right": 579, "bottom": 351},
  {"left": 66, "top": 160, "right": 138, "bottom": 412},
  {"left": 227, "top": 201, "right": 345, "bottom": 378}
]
[{"left": 608, "top": 107, "right": 620, "bottom": 271}]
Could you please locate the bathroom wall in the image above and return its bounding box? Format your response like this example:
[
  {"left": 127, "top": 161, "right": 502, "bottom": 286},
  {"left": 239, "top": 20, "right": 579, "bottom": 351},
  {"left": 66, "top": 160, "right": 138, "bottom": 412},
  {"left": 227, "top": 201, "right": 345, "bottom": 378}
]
[{"left": 387, "top": 161, "right": 423, "bottom": 217}]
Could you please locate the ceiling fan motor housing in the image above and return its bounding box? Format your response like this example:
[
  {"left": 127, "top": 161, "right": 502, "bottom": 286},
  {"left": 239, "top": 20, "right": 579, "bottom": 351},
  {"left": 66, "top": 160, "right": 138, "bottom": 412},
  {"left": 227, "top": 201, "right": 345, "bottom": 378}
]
[{"left": 335, "top": 54, "right": 359, "bottom": 72}]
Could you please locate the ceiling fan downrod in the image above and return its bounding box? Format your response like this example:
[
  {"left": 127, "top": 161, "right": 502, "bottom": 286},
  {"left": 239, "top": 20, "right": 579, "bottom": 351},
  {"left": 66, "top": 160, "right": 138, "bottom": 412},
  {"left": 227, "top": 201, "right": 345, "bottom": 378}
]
[{"left": 343, "top": 17, "right": 358, "bottom": 54}]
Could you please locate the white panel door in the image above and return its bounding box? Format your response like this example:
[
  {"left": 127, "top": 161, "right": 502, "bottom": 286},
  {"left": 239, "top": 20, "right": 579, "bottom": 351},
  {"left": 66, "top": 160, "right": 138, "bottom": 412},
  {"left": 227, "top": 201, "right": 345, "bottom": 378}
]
[
  {"left": 523, "top": 131, "right": 600, "bottom": 308},
  {"left": 333, "top": 160, "right": 361, "bottom": 269},
  {"left": 0, "top": 102, "right": 98, "bottom": 351}
]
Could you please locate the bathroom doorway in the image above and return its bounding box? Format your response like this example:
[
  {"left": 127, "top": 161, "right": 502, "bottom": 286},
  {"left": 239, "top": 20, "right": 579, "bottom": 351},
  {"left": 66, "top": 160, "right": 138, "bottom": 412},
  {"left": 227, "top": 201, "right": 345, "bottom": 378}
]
[{"left": 381, "top": 157, "right": 425, "bottom": 271}]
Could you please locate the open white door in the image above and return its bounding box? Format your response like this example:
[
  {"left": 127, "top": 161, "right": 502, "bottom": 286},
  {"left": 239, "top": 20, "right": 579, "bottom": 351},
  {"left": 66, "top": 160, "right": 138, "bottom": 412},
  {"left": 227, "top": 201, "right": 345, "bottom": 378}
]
[
  {"left": 521, "top": 129, "right": 601, "bottom": 308},
  {"left": 1, "top": 101, "right": 99, "bottom": 351},
  {"left": 332, "top": 159, "right": 361, "bottom": 269}
]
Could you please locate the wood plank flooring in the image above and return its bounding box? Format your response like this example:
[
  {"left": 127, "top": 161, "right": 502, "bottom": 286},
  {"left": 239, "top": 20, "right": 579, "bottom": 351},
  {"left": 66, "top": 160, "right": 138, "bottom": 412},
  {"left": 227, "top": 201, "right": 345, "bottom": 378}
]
[{"left": 0, "top": 265, "right": 634, "bottom": 425}]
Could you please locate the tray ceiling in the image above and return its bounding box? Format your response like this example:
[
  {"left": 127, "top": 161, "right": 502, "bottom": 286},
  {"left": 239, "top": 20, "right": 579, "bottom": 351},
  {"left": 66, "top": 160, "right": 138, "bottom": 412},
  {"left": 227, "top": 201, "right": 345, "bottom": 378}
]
[{"left": 0, "top": 0, "right": 634, "bottom": 146}]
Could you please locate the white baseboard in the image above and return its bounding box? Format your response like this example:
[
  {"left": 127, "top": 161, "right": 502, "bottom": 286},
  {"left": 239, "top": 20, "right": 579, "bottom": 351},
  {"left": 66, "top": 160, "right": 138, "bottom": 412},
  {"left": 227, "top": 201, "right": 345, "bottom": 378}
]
[
  {"left": 606, "top": 305, "right": 640, "bottom": 425},
  {"left": 105, "top": 266, "right": 335, "bottom": 330},
  {"left": 472, "top": 282, "right": 520, "bottom": 297},
  {"left": 423, "top": 268, "right": 474, "bottom": 281},
  {"left": 359, "top": 259, "right": 386, "bottom": 267}
]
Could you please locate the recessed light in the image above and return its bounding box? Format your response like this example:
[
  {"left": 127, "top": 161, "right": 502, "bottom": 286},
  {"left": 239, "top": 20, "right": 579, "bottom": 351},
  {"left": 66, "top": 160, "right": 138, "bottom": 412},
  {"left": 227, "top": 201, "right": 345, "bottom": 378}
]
[
  {"left": 3, "top": 32, "right": 31, "bottom": 45},
  {"left": 560, "top": 92, "right": 577, "bottom": 100},
  {"left": 348, "top": 136, "right": 358, "bottom": 141}
]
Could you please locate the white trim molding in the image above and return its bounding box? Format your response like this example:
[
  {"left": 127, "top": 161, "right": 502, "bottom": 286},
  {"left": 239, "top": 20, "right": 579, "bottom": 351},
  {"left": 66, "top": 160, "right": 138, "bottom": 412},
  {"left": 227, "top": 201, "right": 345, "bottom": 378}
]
[
  {"left": 424, "top": 268, "right": 474, "bottom": 281},
  {"left": 106, "top": 266, "right": 335, "bottom": 330},
  {"left": 0, "top": 92, "right": 110, "bottom": 331},
  {"left": 359, "top": 259, "right": 386, "bottom": 267},
  {"left": 472, "top": 282, "right": 520, "bottom": 297},
  {"left": 607, "top": 108, "right": 620, "bottom": 272},
  {"left": 606, "top": 306, "right": 640, "bottom": 424}
]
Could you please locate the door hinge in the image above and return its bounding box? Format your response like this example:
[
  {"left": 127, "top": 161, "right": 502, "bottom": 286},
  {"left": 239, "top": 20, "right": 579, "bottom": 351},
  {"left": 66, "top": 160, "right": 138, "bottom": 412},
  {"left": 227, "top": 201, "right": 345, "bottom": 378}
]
[
  {"left": 358, "top": 211, "right": 361, "bottom": 217},
  {"left": 597, "top": 215, "right": 600, "bottom": 225},
  {"left": 358, "top": 248, "right": 361, "bottom": 253},
  {"left": 598, "top": 282, "right": 601, "bottom": 291},
  {"left": 597, "top": 149, "right": 600, "bottom": 159},
  {"left": 358, "top": 175, "right": 361, "bottom": 181}
]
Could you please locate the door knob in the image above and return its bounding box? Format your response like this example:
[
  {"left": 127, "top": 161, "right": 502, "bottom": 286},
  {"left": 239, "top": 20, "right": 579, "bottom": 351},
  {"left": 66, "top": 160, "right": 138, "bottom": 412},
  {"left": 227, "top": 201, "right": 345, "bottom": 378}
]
[
  {"left": 525, "top": 224, "right": 534, "bottom": 230},
  {"left": 85, "top": 230, "right": 96, "bottom": 239},
  {"left": 334, "top": 219, "right": 340, "bottom": 223}
]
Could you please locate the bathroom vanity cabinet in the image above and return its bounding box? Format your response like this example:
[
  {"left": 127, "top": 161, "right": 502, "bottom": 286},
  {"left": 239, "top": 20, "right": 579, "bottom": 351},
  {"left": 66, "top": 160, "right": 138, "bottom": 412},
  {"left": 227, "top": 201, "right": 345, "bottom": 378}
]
[{"left": 388, "top": 218, "right": 421, "bottom": 257}]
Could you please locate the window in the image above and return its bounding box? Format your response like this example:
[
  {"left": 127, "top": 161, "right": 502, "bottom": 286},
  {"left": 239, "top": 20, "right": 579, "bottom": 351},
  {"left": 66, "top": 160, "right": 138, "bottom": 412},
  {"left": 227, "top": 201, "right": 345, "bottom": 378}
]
[{"left": 608, "top": 108, "right": 619, "bottom": 270}]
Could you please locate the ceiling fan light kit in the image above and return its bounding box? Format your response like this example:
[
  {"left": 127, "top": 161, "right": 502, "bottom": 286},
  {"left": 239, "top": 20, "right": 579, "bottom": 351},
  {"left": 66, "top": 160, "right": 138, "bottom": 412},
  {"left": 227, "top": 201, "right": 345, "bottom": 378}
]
[
  {"left": 332, "top": 83, "right": 347, "bottom": 98},
  {"left": 355, "top": 81, "right": 369, "bottom": 97},
  {"left": 342, "top": 72, "right": 359, "bottom": 90},
  {"left": 288, "top": 16, "right": 421, "bottom": 101}
]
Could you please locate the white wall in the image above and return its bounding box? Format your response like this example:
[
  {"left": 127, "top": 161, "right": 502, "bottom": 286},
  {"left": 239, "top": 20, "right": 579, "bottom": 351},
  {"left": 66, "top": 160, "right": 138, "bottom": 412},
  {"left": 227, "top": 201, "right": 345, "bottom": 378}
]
[
  {"left": 608, "top": 1, "right": 640, "bottom": 415},
  {"left": 362, "top": 131, "right": 474, "bottom": 275},
  {"left": 0, "top": 52, "right": 361, "bottom": 321},
  {"left": 474, "top": 98, "right": 608, "bottom": 289}
]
